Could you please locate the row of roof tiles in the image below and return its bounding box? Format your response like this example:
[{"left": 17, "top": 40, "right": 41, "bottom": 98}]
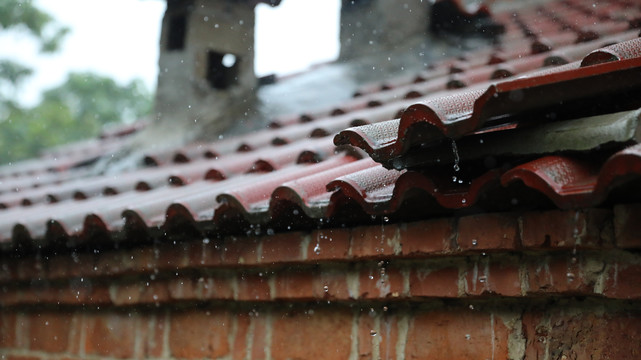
[{"left": 1, "top": 0, "right": 640, "bottom": 252}]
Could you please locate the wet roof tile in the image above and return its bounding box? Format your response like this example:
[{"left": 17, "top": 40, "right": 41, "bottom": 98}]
[{"left": 1, "top": 0, "right": 641, "bottom": 252}]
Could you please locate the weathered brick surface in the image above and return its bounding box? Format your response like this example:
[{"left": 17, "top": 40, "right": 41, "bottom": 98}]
[
  {"left": 358, "top": 311, "right": 400, "bottom": 360},
  {"left": 274, "top": 270, "right": 315, "bottom": 300},
  {"left": 614, "top": 204, "right": 641, "bottom": 248},
  {"left": 0, "top": 312, "right": 16, "bottom": 348},
  {"left": 307, "top": 228, "right": 351, "bottom": 260},
  {"left": 169, "top": 310, "right": 231, "bottom": 359},
  {"left": 400, "top": 218, "right": 454, "bottom": 255},
  {"left": 523, "top": 310, "right": 641, "bottom": 359},
  {"left": 231, "top": 314, "right": 251, "bottom": 360},
  {"left": 199, "top": 274, "right": 235, "bottom": 300},
  {"left": 604, "top": 263, "right": 641, "bottom": 299},
  {"left": 27, "top": 312, "right": 72, "bottom": 353},
  {"left": 271, "top": 308, "right": 352, "bottom": 360},
  {"left": 359, "top": 266, "right": 404, "bottom": 299},
  {"left": 527, "top": 256, "right": 591, "bottom": 294},
  {"left": 405, "top": 310, "right": 510, "bottom": 360},
  {"left": 314, "top": 269, "right": 351, "bottom": 299},
  {"left": 351, "top": 224, "right": 400, "bottom": 258},
  {"left": 458, "top": 213, "right": 518, "bottom": 250},
  {"left": 520, "top": 209, "right": 612, "bottom": 249},
  {"left": 260, "top": 231, "right": 304, "bottom": 263},
  {"left": 465, "top": 258, "right": 521, "bottom": 296},
  {"left": 221, "top": 237, "right": 260, "bottom": 265},
  {"left": 236, "top": 273, "right": 270, "bottom": 301},
  {"left": 410, "top": 266, "right": 459, "bottom": 298},
  {"left": 137, "top": 313, "right": 166, "bottom": 358},
  {"left": 84, "top": 312, "right": 136, "bottom": 358}
]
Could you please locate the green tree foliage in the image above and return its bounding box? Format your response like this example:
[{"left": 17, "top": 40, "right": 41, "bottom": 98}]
[
  {"left": 0, "top": 73, "right": 153, "bottom": 164},
  {"left": 0, "top": 1, "right": 153, "bottom": 164}
]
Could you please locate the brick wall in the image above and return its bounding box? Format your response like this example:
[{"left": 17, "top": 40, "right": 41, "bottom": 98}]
[{"left": 1, "top": 204, "right": 640, "bottom": 359}]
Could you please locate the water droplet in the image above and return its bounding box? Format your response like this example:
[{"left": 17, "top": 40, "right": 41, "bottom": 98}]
[
  {"left": 566, "top": 272, "right": 575, "bottom": 282},
  {"left": 266, "top": 228, "right": 275, "bottom": 236},
  {"left": 202, "top": 238, "right": 210, "bottom": 244},
  {"left": 469, "top": 304, "right": 474, "bottom": 310},
  {"left": 461, "top": 198, "right": 467, "bottom": 204},
  {"left": 370, "top": 330, "right": 377, "bottom": 336},
  {"left": 323, "top": 285, "right": 329, "bottom": 293},
  {"left": 465, "top": 334, "right": 471, "bottom": 340},
  {"left": 382, "top": 216, "right": 389, "bottom": 223},
  {"left": 369, "top": 275, "right": 374, "bottom": 280},
  {"left": 313, "top": 243, "right": 321, "bottom": 254},
  {"left": 471, "top": 239, "right": 478, "bottom": 246},
  {"left": 478, "top": 276, "right": 486, "bottom": 283}
]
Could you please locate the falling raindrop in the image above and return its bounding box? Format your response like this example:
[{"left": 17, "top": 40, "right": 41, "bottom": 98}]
[
  {"left": 452, "top": 139, "right": 460, "bottom": 172},
  {"left": 566, "top": 272, "right": 575, "bottom": 282}
]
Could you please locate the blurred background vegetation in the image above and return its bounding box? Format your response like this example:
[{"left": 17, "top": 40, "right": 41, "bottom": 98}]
[{"left": 0, "top": 0, "right": 153, "bottom": 164}]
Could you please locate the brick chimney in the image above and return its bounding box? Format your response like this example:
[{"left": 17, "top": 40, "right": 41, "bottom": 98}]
[{"left": 154, "top": 0, "right": 275, "bottom": 134}]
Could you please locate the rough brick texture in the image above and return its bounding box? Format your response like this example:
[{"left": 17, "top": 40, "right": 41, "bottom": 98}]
[{"left": 1, "top": 206, "right": 641, "bottom": 359}]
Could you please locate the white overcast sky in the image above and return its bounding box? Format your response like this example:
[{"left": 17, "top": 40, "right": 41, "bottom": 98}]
[{"left": 0, "top": 0, "right": 340, "bottom": 106}]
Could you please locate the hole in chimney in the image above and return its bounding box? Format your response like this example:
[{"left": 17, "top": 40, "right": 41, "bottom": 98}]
[{"left": 206, "top": 50, "right": 240, "bottom": 89}]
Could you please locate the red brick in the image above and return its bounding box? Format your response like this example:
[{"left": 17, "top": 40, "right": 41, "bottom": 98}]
[
  {"left": 0, "top": 312, "right": 17, "bottom": 348},
  {"left": 232, "top": 314, "right": 251, "bottom": 360},
  {"left": 358, "top": 312, "right": 376, "bottom": 358},
  {"left": 27, "top": 312, "right": 71, "bottom": 353},
  {"left": 458, "top": 213, "right": 518, "bottom": 250},
  {"left": 95, "top": 251, "right": 127, "bottom": 276},
  {"left": 274, "top": 270, "right": 314, "bottom": 300},
  {"left": 0, "top": 260, "right": 16, "bottom": 283},
  {"left": 137, "top": 313, "right": 166, "bottom": 358},
  {"left": 198, "top": 274, "right": 234, "bottom": 300},
  {"left": 0, "top": 287, "right": 23, "bottom": 307},
  {"left": 260, "top": 232, "right": 304, "bottom": 263},
  {"left": 410, "top": 266, "right": 459, "bottom": 298},
  {"left": 271, "top": 308, "right": 352, "bottom": 360},
  {"left": 221, "top": 237, "right": 260, "bottom": 265},
  {"left": 357, "top": 311, "right": 400, "bottom": 360},
  {"left": 3, "top": 356, "right": 40, "bottom": 360},
  {"left": 169, "top": 277, "right": 200, "bottom": 300},
  {"left": 250, "top": 312, "right": 269, "bottom": 360},
  {"left": 465, "top": 259, "right": 521, "bottom": 296},
  {"left": 170, "top": 309, "right": 231, "bottom": 359},
  {"left": 614, "top": 204, "right": 641, "bottom": 248},
  {"left": 16, "top": 257, "right": 44, "bottom": 281},
  {"left": 521, "top": 209, "right": 611, "bottom": 249},
  {"left": 314, "top": 270, "right": 351, "bottom": 299},
  {"left": 351, "top": 224, "right": 400, "bottom": 258},
  {"left": 604, "top": 263, "right": 641, "bottom": 299},
  {"left": 307, "top": 228, "right": 351, "bottom": 260},
  {"left": 359, "top": 266, "right": 404, "bottom": 299},
  {"left": 157, "top": 242, "right": 190, "bottom": 270},
  {"left": 84, "top": 312, "right": 136, "bottom": 358},
  {"left": 525, "top": 311, "right": 641, "bottom": 359},
  {"left": 186, "top": 239, "right": 223, "bottom": 267},
  {"left": 527, "top": 256, "right": 589, "bottom": 294},
  {"left": 236, "top": 273, "right": 271, "bottom": 301},
  {"left": 379, "top": 314, "right": 400, "bottom": 360},
  {"left": 405, "top": 310, "right": 509, "bottom": 360},
  {"left": 400, "top": 218, "right": 454, "bottom": 255},
  {"left": 521, "top": 311, "right": 547, "bottom": 359},
  {"left": 128, "top": 247, "right": 158, "bottom": 272}
]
